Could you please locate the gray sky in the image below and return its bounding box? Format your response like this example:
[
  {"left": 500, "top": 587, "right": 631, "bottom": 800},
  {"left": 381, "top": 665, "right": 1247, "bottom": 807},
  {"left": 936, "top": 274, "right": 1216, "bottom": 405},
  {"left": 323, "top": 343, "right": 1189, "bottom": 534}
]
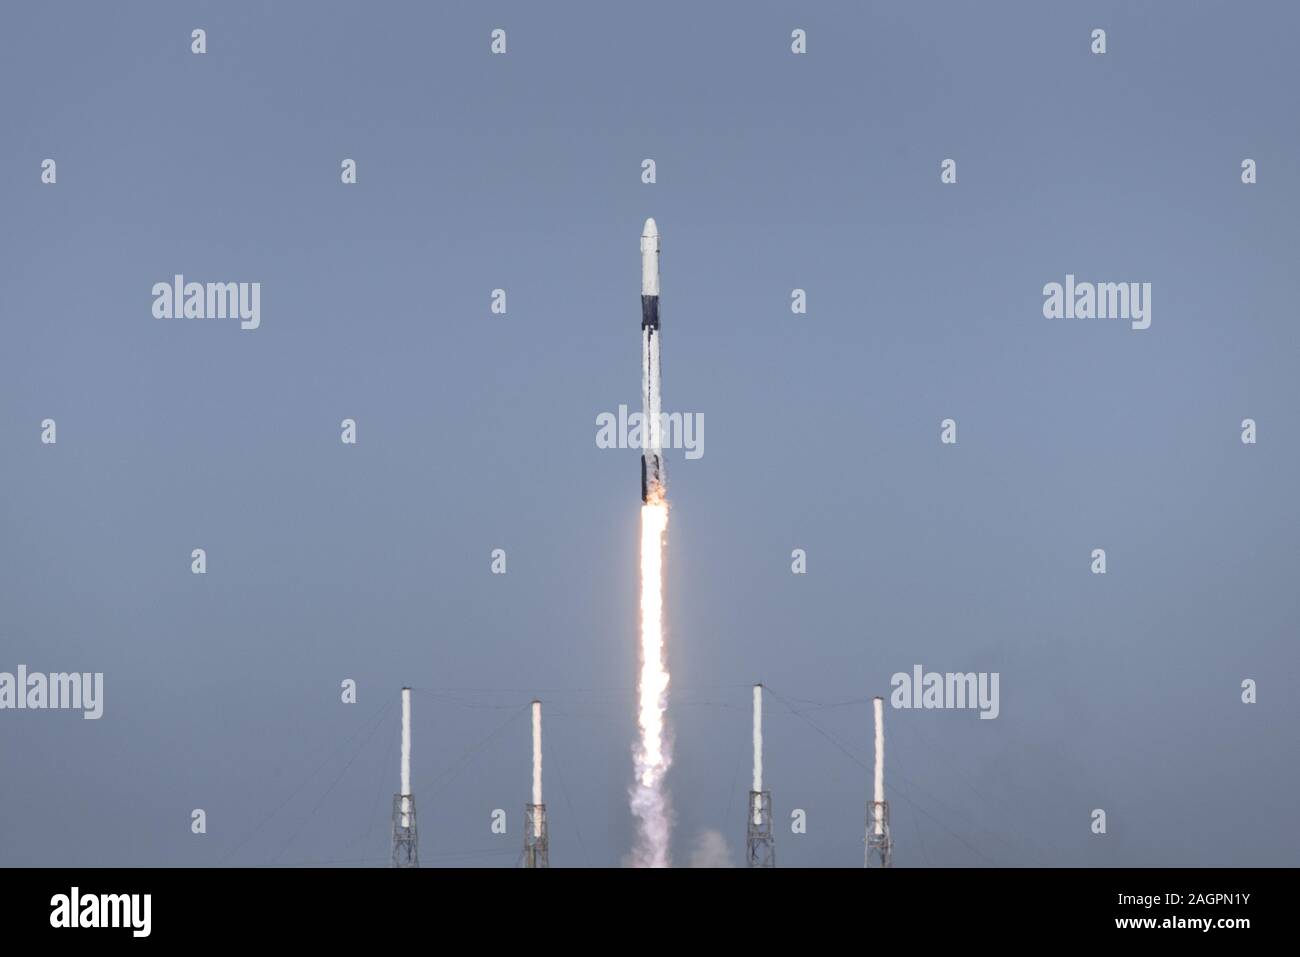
[{"left": 1, "top": 0, "right": 1297, "bottom": 867}]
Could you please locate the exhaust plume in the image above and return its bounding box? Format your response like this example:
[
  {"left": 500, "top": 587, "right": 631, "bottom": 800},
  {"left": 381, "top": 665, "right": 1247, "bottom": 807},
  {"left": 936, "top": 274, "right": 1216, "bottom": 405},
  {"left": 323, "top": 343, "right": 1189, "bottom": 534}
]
[
  {"left": 687, "top": 829, "right": 736, "bottom": 868},
  {"left": 631, "top": 499, "right": 672, "bottom": 866}
]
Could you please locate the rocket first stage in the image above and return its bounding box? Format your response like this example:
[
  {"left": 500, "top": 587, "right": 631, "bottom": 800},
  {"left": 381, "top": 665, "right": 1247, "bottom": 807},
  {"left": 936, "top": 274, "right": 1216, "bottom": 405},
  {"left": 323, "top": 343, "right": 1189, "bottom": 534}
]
[
  {"left": 632, "top": 217, "right": 672, "bottom": 866},
  {"left": 641, "top": 218, "right": 664, "bottom": 503}
]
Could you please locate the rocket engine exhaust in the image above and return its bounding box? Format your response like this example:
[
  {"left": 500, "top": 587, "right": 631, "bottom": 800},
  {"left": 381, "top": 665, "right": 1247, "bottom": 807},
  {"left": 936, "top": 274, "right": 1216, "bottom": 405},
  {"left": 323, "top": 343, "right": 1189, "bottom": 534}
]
[{"left": 631, "top": 218, "right": 673, "bottom": 867}]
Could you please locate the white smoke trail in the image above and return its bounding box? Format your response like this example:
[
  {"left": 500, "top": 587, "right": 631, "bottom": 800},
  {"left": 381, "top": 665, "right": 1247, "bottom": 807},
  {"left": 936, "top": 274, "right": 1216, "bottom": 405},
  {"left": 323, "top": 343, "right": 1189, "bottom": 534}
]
[
  {"left": 687, "top": 829, "right": 735, "bottom": 868},
  {"left": 531, "top": 699, "right": 543, "bottom": 837},
  {"left": 631, "top": 499, "right": 672, "bottom": 866}
]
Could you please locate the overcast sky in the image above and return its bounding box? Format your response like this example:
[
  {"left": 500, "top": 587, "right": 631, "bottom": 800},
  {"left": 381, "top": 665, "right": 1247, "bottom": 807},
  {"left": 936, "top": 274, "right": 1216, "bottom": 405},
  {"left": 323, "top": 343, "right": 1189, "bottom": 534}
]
[{"left": 1, "top": 0, "right": 1296, "bottom": 867}]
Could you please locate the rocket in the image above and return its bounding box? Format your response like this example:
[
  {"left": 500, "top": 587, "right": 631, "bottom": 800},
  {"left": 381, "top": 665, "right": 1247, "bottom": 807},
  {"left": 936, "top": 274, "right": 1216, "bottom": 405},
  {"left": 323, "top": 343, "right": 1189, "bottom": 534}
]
[{"left": 640, "top": 218, "right": 664, "bottom": 503}]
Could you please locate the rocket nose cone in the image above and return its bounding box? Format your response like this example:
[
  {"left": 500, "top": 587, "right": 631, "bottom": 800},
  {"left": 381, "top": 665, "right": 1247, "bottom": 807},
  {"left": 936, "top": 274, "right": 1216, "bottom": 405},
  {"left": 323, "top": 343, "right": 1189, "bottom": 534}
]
[{"left": 642, "top": 217, "right": 658, "bottom": 238}]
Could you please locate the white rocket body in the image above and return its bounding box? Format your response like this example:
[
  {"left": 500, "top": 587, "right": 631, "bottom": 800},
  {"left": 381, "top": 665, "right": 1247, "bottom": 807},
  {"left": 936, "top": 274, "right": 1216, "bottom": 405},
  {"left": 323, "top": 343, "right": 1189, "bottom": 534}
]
[{"left": 640, "top": 218, "right": 664, "bottom": 503}]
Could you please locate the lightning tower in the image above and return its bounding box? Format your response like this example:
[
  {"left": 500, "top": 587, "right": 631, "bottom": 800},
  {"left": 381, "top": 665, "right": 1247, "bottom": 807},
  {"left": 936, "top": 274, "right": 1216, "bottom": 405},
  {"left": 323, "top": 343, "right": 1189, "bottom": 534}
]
[
  {"left": 392, "top": 686, "right": 419, "bottom": 867},
  {"left": 524, "top": 699, "right": 549, "bottom": 868},
  {"left": 864, "top": 695, "right": 892, "bottom": 868},
  {"left": 746, "top": 683, "right": 775, "bottom": 867}
]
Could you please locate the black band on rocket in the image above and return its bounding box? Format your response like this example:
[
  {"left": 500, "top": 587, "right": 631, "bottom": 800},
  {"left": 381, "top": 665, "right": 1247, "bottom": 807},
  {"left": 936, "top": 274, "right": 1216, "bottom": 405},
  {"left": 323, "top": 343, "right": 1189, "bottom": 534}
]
[{"left": 641, "top": 295, "right": 659, "bottom": 330}]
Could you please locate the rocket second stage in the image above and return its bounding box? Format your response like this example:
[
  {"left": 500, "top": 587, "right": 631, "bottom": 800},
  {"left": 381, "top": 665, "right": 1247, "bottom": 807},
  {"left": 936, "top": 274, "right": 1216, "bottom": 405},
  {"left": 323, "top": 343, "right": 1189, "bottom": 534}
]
[{"left": 640, "top": 218, "right": 664, "bottom": 503}]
